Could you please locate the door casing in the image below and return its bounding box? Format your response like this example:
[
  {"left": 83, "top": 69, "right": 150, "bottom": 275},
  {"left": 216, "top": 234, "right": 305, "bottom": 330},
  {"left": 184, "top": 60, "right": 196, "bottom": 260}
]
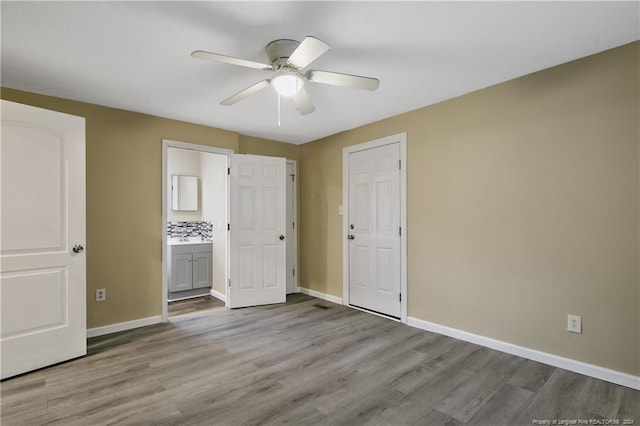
[
  {"left": 342, "top": 132, "right": 408, "bottom": 323},
  {"left": 286, "top": 160, "right": 298, "bottom": 294}
]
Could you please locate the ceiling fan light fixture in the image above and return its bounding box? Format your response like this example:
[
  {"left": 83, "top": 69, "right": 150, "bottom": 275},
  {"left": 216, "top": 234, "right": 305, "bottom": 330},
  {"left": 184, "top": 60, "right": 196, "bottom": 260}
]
[{"left": 271, "top": 74, "right": 303, "bottom": 97}]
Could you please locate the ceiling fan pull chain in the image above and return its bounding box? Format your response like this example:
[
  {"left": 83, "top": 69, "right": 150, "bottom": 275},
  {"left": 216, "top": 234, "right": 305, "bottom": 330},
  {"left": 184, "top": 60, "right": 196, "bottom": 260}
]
[{"left": 277, "top": 92, "right": 281, "bottom": 127}]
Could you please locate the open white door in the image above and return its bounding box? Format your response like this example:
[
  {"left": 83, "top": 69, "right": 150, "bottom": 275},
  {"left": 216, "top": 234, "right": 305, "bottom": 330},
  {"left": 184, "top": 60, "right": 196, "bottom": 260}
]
[
  {"left": 228, "top": 154, "right": 286, "bottom": 308},
  {"left": 1, "top": 100, "right": 86, "bottom": 379}
]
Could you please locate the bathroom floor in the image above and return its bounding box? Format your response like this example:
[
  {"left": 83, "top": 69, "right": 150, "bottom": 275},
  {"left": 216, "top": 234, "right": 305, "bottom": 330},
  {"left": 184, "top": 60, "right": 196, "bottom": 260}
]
[{"left": 168, "top": 295, "right": 224, "bottom": 317}]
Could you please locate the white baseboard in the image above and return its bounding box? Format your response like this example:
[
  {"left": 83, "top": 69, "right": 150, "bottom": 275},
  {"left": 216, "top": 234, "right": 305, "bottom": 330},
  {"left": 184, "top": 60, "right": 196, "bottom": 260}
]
[
  {"left": 87, "top": 315, "right": 163, "bottom": 339},
  {"left": 298, "top": 287, "right": 343, "bottom": 305},
  {"left": 210, "top": 288, "right": 227, "bottom": 303},
  {"left": 407, "top": 316, "right": 640, "bottom": 391}
]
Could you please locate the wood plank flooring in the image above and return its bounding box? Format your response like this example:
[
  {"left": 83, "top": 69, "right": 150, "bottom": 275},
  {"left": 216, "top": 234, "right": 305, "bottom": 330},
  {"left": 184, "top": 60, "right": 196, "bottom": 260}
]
[
  {"left": 168, "top": 295, "right": 225, "bottom": 317},
  {"left": 2, "top": 294, "right": 638, "bottom": 425}
]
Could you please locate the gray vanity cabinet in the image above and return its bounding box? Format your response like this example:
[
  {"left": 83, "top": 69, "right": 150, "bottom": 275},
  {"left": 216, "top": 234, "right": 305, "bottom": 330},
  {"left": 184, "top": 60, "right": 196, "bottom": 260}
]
[
  {"left": 169, "top": 244, "right": 212, "bottom": 293},
  {"left": 192, "top": 251, "right": 212, "bottom": 289},
  {"left": 171, "top": 253, "right": 193, "bottom": 292}
]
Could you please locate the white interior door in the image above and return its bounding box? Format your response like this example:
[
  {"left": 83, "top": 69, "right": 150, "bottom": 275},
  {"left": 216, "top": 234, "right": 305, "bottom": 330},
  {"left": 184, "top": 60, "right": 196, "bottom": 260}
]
[
  {"left": 286, "top": 161, "right": 297, "bottom": 294},
  {"left": 228, "top": 154, "right": 286, "bottom": 308},
  {"left": 348, "top": 143, "right": 401, "bottom": 318},
  {"left": 1, "top": 100, "right": 86, "bottom": 379}
]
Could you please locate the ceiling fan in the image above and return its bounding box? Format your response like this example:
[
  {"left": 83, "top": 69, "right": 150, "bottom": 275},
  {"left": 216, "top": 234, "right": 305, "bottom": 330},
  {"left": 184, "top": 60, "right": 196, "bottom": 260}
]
[{"left": 191, "top": 36, "right": 380, "bottom": 115}]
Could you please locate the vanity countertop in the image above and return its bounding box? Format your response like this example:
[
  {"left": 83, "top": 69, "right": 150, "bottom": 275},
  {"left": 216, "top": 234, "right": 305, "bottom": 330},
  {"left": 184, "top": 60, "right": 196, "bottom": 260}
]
[{"left": 168, "top": 237, "right": 213, "bottom": 246}]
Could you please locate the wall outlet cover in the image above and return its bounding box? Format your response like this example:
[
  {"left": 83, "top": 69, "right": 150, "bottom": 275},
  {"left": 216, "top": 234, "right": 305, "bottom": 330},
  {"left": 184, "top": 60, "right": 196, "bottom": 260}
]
[
  {"left": 567, "top": 314, "right": 582, "bottom": 333},
  {"left": 96, "top": 288, "right": 106, "bottom": 302}
]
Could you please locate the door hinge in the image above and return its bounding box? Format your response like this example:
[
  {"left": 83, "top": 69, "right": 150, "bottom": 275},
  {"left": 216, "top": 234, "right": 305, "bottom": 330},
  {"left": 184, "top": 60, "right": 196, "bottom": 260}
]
[
  {"left": 291, "top": 174, "right": 295, "bottom": 182},
  {"left": 293, "top": 268, "right": 296, "bottom": 277},
  {"left": 399, "top": 293, "right": 402, "bottom": 302},
  {"left": 292, "top": 221, "right": 295, "bottom": 230},
  {"left": 398, "top": 159, "right": 401, "bottom": 170},
  {"left": 399, "top": 226, "right": 402, "bottom": 236},
  {"left": 227, "top": 223, "right": 230, "bottom": 231},
  {"left": 227, "top": 167, "right": 230, "bottom": 175},
  {"left": 228, "top": 278, "right": 231, "bottom": 287}
]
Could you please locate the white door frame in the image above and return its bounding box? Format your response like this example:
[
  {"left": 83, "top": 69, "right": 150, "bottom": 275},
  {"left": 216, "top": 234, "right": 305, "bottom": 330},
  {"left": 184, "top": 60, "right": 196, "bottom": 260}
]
[
  {"left": 161, "top": 139, "right": 233, "bottom": 322},
  {"left": 286, "top": 159, "right": 299, "bottom": 293},
  {"left": 342, "top": 132, "right": 407, "bottom": 323}
]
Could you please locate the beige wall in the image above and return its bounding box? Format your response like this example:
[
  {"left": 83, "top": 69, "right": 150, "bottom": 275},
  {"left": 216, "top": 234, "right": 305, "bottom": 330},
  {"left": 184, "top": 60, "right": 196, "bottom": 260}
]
[
  {"left": 239, "top": 134, "right": 299, "bottom": 160},
  {"left": 298, "top": 42, "right": 639, "bottom": 376},
  {"left": 0, "top": 87, "right": 296, "bottom": 328}
]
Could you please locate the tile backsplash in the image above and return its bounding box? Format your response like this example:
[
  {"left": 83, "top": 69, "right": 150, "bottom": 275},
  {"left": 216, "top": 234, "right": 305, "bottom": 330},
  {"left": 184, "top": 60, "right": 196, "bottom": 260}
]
[{"left": 167, "top": 221, "right": 213, "bottom": 239}]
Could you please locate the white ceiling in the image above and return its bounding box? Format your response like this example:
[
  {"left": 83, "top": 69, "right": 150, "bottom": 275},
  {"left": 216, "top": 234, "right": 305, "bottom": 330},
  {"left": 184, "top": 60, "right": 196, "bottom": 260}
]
[{"left": 2, "top": 2, "right": 638, "bottom": 144}]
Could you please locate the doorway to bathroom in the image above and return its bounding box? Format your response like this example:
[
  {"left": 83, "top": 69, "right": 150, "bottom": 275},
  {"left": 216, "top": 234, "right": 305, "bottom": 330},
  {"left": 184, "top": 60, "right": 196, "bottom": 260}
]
[
  {"left": 164, "top": 142, "right": 230, "bottom": 319},
  {"left": 161, "top": 139, "right": 298, "bottom": 320}
]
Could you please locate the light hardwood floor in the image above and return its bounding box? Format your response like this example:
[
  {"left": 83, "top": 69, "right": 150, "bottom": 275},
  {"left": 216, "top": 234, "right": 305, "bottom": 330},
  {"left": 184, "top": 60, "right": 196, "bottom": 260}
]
[{"left": 2, "top": 294, "right": 638, "bottom": 425}]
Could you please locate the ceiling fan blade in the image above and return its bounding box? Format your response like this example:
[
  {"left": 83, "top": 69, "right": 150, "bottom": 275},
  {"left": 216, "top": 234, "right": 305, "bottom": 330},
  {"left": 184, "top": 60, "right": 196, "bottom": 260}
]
[
  {"left": 286, "top": 36, "right": 329, "bottom": 70},
  {"left": 221, "top": 80, "right": 271, "bottom": 106},
  {"left": 191, "top": 50, "right": 273, "bottom": 71},
  {"left": 292, "top": 87, "right": 315, "bottom": 115},
  {"left": 306, "top": 70, "right": 380, "bottom": 91}
]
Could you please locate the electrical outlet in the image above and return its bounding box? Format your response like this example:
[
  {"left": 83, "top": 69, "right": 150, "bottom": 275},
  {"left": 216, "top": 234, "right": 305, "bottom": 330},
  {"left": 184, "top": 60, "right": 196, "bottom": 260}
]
[
  {"left": 567, "top": 314, "right": 581, "bottom": 333},
  {"left": 96, "top": 288, "right": 106, "bottom": 302}
]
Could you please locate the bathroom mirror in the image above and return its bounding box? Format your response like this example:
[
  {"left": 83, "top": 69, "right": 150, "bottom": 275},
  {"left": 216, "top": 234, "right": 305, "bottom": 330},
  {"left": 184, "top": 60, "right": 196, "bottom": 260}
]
[{"left": 171, "top": 175, "right": 198, "bottom": 211}]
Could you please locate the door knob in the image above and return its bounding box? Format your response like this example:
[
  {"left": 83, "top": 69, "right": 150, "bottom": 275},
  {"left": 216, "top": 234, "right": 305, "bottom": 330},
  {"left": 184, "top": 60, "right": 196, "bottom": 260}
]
[
  {"left": 347, "top": 235, "right": 355, "bottom": 240},
  {"left": 72, "top": 244, "right": 84, "bottom": 253},
  {"left": 279, "top": 235, "right": 285, "bottom": 241}
]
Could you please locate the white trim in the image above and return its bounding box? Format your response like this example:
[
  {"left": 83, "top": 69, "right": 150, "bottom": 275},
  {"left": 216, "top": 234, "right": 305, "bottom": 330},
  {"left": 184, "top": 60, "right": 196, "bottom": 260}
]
[
  {"left": 210, "top": 288, "right": 227, "bottom": 303},
  {"left": 87, "top": 316, "right": 163, "bottom": 339},
  {"left": 162, "top": 139, "right": 234, "bottom": 155},
  {"left": 342, "top": 132, "right": 408, "bottom": 323},
  {"left": 226, "top": 154, "right": 231, "bottom": 307},
  {"left": 407, "top": 317, "right": 640, "bottom": 391},
  {"left": 161, "top": 139, "right": 233, "bottom": 321},
  {"left": 298, "top": 287, "right": 343, "bottom": 305},
  {"left": 286, "top": 159, "right": 299, "bottom": 292}
]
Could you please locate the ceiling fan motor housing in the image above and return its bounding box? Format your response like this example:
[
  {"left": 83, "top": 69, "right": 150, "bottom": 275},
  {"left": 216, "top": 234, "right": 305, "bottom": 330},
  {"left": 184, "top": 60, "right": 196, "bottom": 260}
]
[{"left": 266, "top": 39, "right": 301, "bottom": 69}]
